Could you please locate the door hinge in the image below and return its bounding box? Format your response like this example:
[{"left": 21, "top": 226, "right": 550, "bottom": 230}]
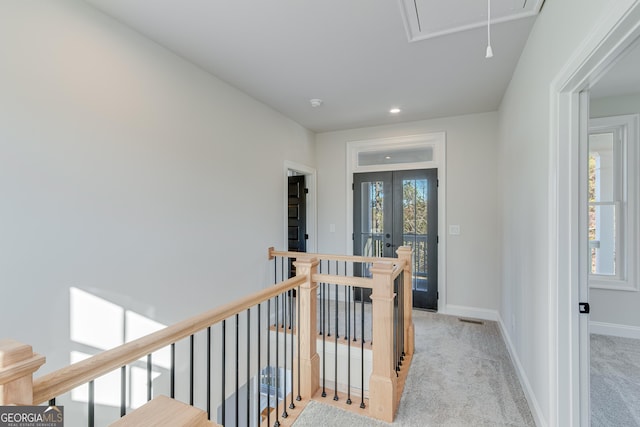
[
  {"left": 352, "top": 233, "right": 354, "bottom": 241},
  {"left": 579, "top": 302, "right": 590, "bottom": 314},
  {"left": 304, "top": 234, "right": 309, "bottom": 240},
  {"left": 352, "top": 183, "right": 354, "bottom": 190},
  {"left": 437, "top": 179, "right": 439, "bottom": 187},
  {"left": 437, "top": 291, "right": 439, "bottom": 300},
  {"left": 437, "top": 235, "right": 439, "bottom": 244},
  {"left": 304, "top": 188, "right": 309, "bottom": 194}
]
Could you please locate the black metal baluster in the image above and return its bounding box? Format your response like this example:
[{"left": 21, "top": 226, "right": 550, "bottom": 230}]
[
  {"left": 88, "top": 380, "right": 94, "bottom": 427},
  {"left": 171, "top": 343, "right": 175, "bottom": 399},
  {"left": 333, "top": 282, "right": 339, "bottom": 401},
  {"left": 400, "top": 275, "right": 405, "bottom": 363},
  {"left": 274, "top": 260, "right": 278, "bottom": 329},
  {"left": 335, "top": 261, "right": 339, "bottom": 339},
  {"left": 346, "top": 284, "right": 352, "bottom": 405},
  {"left": 190, "top": 334, "right": 195, "bottom": 405},
  {"left": 344, "top": 282, "right": 348, "bottom": 341},
  {"left": 398, "top": 275, "right": 404, "bottom": 369},
  {"left": 235, "top": 314, "right": 239, "bottom": 427},
  {"left": 147, "top": 354, "right": 152, "bottom": 402},
  {"left": 326, "top": 263, "right": 331, "bottom": 339},
  {"left": 360, "top": 286, "right": 365, "bottom": 409},
  {"left": 353, "top": 270, "right": 358, "bottom": 343},
  {"left": 120, "top": 365, "right": 126, "bottom": 417},
  {"left": 289, "top": 288, "right": 295, "bottom": 410},
  {"left": 257, "top": 303, "right": 262, "bottom": 427},
  {"left": 275, "top": 295, "right": 280, "bottom": 427},
  {"left": 394, "top": 282, "right": 398, "bottom": 375},
  {"left": 296, "top": 285, "right": 301, "bottom": 402},
  {"left": 321, "top": 282, "right": 326, "bottom": 398},
  {"left": 267, "top": 300, "right": 271, "bottom": 427},
  {"left": 280, "top": 257, "right": 285, "bottom": 327},
  {"left": 247, "top": 309, "right": 251, "bottom": 427},
  {"left": 48, "top": 398, "right": 56, "bottom": 406},
  {"left": 319, "top": 260, "right": 323, "bottom": 336},
  {"left": 207, "top": 327, "right": 211, "bottom": 420},
  {"left": 222, "top": 320, "right": 226, "bottom": 426},
  {"left": 282, "top": 292, "right": 288, "bottom": 419}
]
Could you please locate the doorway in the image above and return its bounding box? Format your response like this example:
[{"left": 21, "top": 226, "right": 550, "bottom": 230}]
[
  {"left": 284, "top": 161, "right": 317, "bottom": 277},
  {"left": 353, "top": 169, "right": 438, "bottom": 310},
  {"left": 553, "top": 4, "right": 640, "bottom": 424},
  {"left": 287, "top": 174, "right": 307, "bottom": 277}
]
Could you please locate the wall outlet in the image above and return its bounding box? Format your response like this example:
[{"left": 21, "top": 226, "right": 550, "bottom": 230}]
[{"left": 449, "top": 225, "right": 460, "bottom": 235}]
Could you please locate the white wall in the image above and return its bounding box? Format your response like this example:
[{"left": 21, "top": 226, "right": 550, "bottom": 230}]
[
  {"left": 315, "top": 112, "right": 500, "bottom": 314},
  {"left": 589, "top": 94, "right": 640, "bottom": 331},
  {"left": 0, "top": 1, "right": 315, "bottom": 378},
  {"left": 497, "top": 0, "right": 615, "bottom": 425}
]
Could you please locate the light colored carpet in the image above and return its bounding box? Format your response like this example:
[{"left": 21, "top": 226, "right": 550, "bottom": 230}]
[
  {"left": 294, "top": 310, "right": 534, "bottom": 426},
  {"left": 591, "top": 334, "right": 640, "bottom": 426}
]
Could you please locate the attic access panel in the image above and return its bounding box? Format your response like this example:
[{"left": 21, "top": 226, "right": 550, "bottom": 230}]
[{"left": 398, "top": 0, "right": 544, "bottom": 42}]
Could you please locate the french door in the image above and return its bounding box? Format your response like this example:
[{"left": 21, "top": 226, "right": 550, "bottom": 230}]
[{"left": 353, "top": 169, "right": 438, "bottom": 310}]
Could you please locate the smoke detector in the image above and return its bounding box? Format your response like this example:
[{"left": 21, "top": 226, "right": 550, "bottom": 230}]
[{"left": 309, "top": 98, "right": 323, "bottom": 108}]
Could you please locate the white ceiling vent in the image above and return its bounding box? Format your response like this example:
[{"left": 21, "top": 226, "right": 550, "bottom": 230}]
[{"left": 398, "top": 0, "right": 543, "bottom": 42}]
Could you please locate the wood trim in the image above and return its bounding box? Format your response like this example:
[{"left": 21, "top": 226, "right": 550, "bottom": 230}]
[
  {"left": 32, "top": 275, "right": 305, "bottom": 404},
  {"left": 269, "top": 248, "right": 407, "bottom": 267},
  {"left": 0, "top": 354, "right": 46, "bottom": 385},
  {"left": 311, "top": 274, "right": 374, "bottom": 289},
  {"left": 110, "top": 395, "right": 220, "bottom": 427}
]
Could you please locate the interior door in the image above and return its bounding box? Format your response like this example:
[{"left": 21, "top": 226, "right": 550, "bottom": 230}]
[
  {"left": 393, "top": 169, "right": 438, "bottom": 310},
  {"left": 353, "top": 169, "right": 438, "bottom": 310},
  {"left": 288, "top": 175, "right": 307, "bottom": 277}
]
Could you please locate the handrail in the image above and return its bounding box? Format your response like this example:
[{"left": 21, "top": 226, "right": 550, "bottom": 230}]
[
  {"left": 312, "top": 263, "right": 402, "bottom": 289},
  {"left": 269, "top": 248, "right": 405, "bottom": 266},
  {"left": 312, "top": 273, "right": 373, "bottom": 289},
  {"left": 32, "top": 275, "right": 305, "bottom": 404}
]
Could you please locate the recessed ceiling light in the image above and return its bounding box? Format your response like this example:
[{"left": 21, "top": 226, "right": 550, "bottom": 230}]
[
  {"left": 389, "top": 108, "right": 401, "bottom": 114},
  {"left": 310, "top": 98, "right": 323, "bottom": 108}
]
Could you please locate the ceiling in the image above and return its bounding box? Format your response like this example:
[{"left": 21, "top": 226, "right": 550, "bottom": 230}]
[{"left": 85, "top": 0, "right": 542, "bottom": 133}]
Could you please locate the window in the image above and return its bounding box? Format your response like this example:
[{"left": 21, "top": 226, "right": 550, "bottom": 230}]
[{"left": 588, "top": 115, "right": 639, "bottom": 290}]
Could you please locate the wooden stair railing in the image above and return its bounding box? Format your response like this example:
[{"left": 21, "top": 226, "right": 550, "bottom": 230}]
[
  {"left": 270, "top": 247, "right": 415, "bottom": 422},
  {"left": 0, "top": 247, "right": 414, "bottom": 425}
]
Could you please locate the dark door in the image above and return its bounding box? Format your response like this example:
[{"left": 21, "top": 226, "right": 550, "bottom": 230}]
[
  {"left": 353, "top": 169, "right": 438, "bottom": 310},
  {"left": 288, "top": 175, "right": 307, "bottom": 277}
]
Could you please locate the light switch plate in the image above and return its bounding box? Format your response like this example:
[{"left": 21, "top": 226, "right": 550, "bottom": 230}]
[{"left": 449, "top": 225, "right": 460, "bottom": 235}]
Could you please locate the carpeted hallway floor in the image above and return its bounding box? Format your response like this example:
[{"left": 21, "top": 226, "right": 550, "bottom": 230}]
[
  {"left": 294, "top": 310, "right": 535, "bottom": 426},
  {"left": 591, "top": 334, "right": 640, "bottom": 426}
]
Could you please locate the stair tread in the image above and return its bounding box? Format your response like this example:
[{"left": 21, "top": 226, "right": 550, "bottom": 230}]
[{"left": 110, "top": 395, "right": 220, "bottom": 427}]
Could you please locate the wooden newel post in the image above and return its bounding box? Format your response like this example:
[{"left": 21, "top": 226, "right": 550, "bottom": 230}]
[
  {"left": 293, "top": 256, "right": 320, "bottom": 400},
  {"left": 368, "top": 261, "right": 398, "bottom": 422},
  {"left": 396, "top": 246, "right": 414, "bottom": 356},
  {"left": 0, "top": 339, "right": 46, "bottom": 405}
]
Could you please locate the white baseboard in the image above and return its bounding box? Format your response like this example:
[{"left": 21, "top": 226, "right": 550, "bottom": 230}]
[
  {"left": 590, "top": 321, "right": 640, "bottom": 339},
  {"left": 442, "top": 304, "right": 499, "bottom": 322},
  {"left": 496, "top": 315, "right": 547, "bottom": 427}
]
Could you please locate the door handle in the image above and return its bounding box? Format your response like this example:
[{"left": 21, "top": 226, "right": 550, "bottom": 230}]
[{"left": 386, "top": 243, "right": 392, "bottom": 248}]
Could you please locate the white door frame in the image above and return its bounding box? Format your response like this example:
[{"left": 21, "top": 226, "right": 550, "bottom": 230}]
[
  {"left": 551, "top": 2, "right": 640, "bottom": 425},
  {"left": 345, "top": 133, "right": 446, "bottom": 310},
  {"left": 284, "top": 161, "right": 317, "bottom": 254}
]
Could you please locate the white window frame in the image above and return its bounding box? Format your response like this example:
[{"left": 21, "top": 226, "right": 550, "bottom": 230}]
[{"left": 588, "top": 114, "right": 639, "bottom": 291}]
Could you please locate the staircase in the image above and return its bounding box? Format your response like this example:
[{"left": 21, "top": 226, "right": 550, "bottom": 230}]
[{"left": 111, "top": 395, "right": 219, "bottom": 427}]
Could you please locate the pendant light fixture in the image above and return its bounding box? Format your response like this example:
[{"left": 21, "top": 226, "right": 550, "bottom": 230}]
[{"left": 485, "top": 0, "right": 493, "bottom": 58}]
